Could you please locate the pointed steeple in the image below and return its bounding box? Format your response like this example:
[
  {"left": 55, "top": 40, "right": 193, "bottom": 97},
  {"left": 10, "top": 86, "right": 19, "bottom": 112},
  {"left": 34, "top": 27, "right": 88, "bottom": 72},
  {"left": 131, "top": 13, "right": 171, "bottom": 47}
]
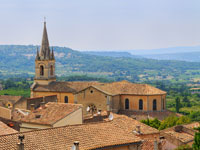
[
  {"left": 39, "top": 20, "right": 51, "bottom": 60},
  {"left": 35, "top": 47, "right": 40, "bottom": 60},
  {"left": 51, "top": 47, "right": 55, "bottom": 60}
]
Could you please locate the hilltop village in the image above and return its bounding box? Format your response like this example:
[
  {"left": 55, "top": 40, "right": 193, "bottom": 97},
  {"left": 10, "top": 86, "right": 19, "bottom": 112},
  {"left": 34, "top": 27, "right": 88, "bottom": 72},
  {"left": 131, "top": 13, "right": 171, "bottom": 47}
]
[{"left": 0, "top": 22, "right": 199, "bottom": 150}]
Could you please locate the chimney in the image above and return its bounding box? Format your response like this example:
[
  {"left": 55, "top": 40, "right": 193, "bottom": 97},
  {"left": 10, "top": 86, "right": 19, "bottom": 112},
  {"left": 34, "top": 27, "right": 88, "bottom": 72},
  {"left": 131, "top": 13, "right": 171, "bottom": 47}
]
[
  {"left": 72, "top": 141, "right": 79, "bottom": 150},
  {"left": 17, "top": 135, "right": 24, "bottom": 150},
  {"left": 154, "top": 139, "right": 158, "bottom": 150},
  {"left": 40, "top": 101, "right": 46, "bottom": 109},
  {"left": 30, "top": 104, "right": 35, "bottom": 111},
  {"left": 98, "top": 110, "right": 101, "bottom": 116},
  {"left": 136, "top": 125, "right": 141, "bottom": 134}
]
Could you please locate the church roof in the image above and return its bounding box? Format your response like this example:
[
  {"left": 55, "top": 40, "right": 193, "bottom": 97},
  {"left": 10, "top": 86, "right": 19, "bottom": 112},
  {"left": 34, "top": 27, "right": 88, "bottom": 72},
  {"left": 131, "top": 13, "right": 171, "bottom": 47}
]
[
  {"left": 90, "top": 80, "right": 166, "bottom": 95},
  {"left": 32, "top": 80, "right": 166, "bottom": 96},
  {"left": 36, "top": 21, "right": 54, "bottom": 61},
  {"left": 32, "top": 81, "right": 101, "bottom": 93}
]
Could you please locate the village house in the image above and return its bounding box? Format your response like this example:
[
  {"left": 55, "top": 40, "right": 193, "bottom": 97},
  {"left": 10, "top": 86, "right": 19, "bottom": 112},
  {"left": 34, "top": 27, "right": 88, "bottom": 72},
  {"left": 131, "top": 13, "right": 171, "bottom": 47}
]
[
  {"left": 30, "top": 21, "right": 167, "bottom": 116},
  {"left": 160, "top": 122, "right": 200, "bottom": 150},
  {"left": 0, "top": 121, "right": 17, "bottom": 136},
  {"left": 0, "top": 95, "right": 26, "bottom": 109},
  {"left": 18, "top": 95, "right": 57, "bottom": 110},
  {"left": 20, "top": 102, "right": 83, "bottom": 132}
]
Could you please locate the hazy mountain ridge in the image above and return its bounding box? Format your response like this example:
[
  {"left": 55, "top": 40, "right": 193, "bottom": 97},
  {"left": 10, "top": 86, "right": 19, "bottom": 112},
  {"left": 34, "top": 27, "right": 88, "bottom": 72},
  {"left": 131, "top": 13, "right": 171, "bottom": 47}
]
[
  {"left": 142, "top": 51, "right": 200, "bottom": 62},
  {"left": 83, "top": 51, "right": 141, "bottom": 58},
  {"left": 0, "top": 45, "right": 200, "bottom": 82}
]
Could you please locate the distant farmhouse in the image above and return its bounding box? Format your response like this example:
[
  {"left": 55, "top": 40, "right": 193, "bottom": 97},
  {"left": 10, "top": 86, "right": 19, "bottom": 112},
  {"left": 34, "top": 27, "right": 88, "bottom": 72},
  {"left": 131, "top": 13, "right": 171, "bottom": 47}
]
[{"left": 31, "top": 22, "right": 167, "bottom": 115}]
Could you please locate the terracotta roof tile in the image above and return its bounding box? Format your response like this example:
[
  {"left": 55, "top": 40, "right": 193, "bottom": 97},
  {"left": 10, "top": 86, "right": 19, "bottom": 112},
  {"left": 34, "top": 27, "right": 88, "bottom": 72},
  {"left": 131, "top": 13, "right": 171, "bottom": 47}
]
[
  {"left": 20, "top": 102, "right": 82, "bottom": 125},
  {"left": 0, "top": 95, "right": 23, "bottom": 104},
  {"left": 84, "top": 113, "right": 159, "bottom": 135},
  {"left": 163, "top": 130, "right": 194, "bottom": 143},
  {"left": 92, "top": 81, "right": 166, "bottom": 95},
  {"left": 33, "top": 80, "right": 166, "bottom": 95},
  {"left": 0, "top": 121, "right": 17, "bottom": 136},
  {"left": 161, "top": 123, "right": 198, "bottom": 143},
  {"left": 183, "top": 122, "right": 200, "bottom": 129},
  {"left": 0, "top": 121, "right": 142, "bottom": 150},
  {"left": 33, "top": 81, "right": 100, "bottom": 93}
]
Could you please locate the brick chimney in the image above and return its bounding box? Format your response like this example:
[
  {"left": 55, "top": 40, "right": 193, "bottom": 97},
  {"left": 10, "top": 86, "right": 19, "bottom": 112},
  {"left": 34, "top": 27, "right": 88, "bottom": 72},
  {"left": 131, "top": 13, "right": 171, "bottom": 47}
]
[
  {"left": 30, "top": 104, "right": 35, "bottom": 111},
  {"left": 136, "top": 125, "right": 141, "bottom": 134},
  {"left": 17, "top": 135, "right": 24, "bottom": 150},
  {"left": 40, "top": 101, "right": 46, "bottom": 109}
]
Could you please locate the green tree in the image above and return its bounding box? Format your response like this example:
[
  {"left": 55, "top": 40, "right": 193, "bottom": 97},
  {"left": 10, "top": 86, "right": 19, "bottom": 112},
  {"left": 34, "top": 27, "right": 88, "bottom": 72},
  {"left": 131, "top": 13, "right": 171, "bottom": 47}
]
[
  {"left": 175, "top": 145, "right": 192, "bottom": 150},
  {"left": 193, "top": 131, "right": 200, "bottom": 150},
  {"left": 176, "top": 97, "right": 181, "bottom": 113}
]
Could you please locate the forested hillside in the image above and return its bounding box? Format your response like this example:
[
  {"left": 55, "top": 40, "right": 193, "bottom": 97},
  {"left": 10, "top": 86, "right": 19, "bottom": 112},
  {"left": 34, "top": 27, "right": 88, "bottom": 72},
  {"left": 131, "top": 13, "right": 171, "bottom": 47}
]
[{"left": 1, "top": 45, "right": 200, "bottom": 82}]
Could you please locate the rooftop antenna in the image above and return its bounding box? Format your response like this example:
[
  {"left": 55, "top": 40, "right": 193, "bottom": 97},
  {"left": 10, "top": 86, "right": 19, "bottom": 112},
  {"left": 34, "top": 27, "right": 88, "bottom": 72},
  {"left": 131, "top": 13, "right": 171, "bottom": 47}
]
[
  {"left": 44, "top": 16, "right": 46, "bottom": 23},
  {"left": 108, "top": 113, "right": 114, "bottom": 121}
]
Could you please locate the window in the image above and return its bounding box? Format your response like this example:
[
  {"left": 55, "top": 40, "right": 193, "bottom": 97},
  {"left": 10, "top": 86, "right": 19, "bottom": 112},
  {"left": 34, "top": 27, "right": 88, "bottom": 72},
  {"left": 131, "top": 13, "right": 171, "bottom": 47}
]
[
  {"left": 40, "top": 65, "right": 44, "bottom": 76},
  {"left": 65, "top": 96, "right": 68, "bottom": 103},
  {"left": 162, "top": 99, "right": 165, "bottom": 110},
  {"left": 50, "top": 65, "right": 53, "bottom": 76},
  {"left": 125, "top": 99, "right": 129, "bottom": 110},
  {"left": 139, "top": 99, "right": 143, "bottom": 110},
  {"left": 153, "top": 99, "right": 157, "bottom": 111}
]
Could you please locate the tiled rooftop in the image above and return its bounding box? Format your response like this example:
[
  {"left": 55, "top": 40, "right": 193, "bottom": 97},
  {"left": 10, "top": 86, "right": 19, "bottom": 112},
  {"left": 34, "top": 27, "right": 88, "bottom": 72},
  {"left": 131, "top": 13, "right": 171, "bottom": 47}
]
[
  {"left": 20, "top": 102, "right": 82, "bottom": 125},
  {"left": 183, "top": 122, "right": 200, "bottom": 129},
  {"left": 0, "top": 121, "right": 17, "bottom": 136},
  {"left": 0, "top": 120, "right": 142, "bottom": 150},
  {"left": 84, "top": 112, "right": 159, "bottom": 135},
  {"left": 33, "top": 80, "right": 166, "bottom": 96},
  {"left": 161, "top": 123, "right": 198, "bottom": 144},
  {"left": 0, "top": 95, "right": 23, "bottom": 104}
]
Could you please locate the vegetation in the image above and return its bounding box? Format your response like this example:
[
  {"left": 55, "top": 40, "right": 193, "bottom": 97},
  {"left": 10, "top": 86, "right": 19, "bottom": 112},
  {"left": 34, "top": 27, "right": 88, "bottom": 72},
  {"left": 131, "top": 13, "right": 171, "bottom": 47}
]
[
  {"left": 193, "top": 129, "right": 200, "bottom": 150},
  {"left": 0, "top": 78, "right": 32, "bottom": 97},
  {"left": 175, "top": 145, "right": 192, "bottom": 150},
  {"left": 1, "top": 45, "right": 200, "bottom": 82},
  {"left": 141, "top": 115, "right": 191, "bottom": 130}
]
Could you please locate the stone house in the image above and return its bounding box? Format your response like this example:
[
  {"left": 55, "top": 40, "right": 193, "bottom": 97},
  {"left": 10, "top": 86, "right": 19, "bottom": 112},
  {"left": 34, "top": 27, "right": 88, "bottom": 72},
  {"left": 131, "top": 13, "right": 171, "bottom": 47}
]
[
  {"left": 19, "top": 102, "right": 83, "bottom": 132},
  {"left": 160, "top": 122, "right": 200, "bottom": 150},
  {"left": 0, "top": 95, "right": 26, "bottom": 109}
]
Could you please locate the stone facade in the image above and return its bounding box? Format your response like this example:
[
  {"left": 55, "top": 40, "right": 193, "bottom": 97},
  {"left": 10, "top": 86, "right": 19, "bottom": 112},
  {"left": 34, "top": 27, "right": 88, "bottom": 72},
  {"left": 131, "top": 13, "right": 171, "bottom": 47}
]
[{"left": 76, "top": 86, "right": 166, "bottom": 115}]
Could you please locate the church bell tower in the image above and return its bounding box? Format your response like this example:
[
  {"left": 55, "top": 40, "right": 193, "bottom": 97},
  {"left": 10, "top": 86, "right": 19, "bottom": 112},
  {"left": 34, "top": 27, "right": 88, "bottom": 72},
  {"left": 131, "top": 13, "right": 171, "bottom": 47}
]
[{"left": 34, "top": 21, "right": 56, "bottom": 85}]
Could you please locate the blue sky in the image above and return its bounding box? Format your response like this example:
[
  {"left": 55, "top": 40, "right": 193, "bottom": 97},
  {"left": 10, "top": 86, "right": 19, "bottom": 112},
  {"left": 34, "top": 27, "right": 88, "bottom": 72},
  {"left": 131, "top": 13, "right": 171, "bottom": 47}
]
[{"left": 0, "top": 0, "right": 200, "bottom": 51}]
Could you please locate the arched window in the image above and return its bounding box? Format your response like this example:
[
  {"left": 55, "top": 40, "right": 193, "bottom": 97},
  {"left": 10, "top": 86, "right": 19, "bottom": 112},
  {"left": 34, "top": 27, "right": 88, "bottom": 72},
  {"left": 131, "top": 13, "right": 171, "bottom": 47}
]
[
  {"left": 40, "top": 65, "right": 44, "bottom": 76},
  {"left": 153, "top": 99, "right": 157, "bottom": 111},
  {"left": 65, "top": 96, "right": 68, "bottom": 103},
  {"left": 139, "top": 99, "right": 143, "bottom": 110},
  {"left": 162, "top": 99, "right": 165, "bottom": 110},
  {"left": 50, "top": 65, "right": 54, "bottom": 76},
  {"left": 125, "top": 99, "right": 129, "bottom": 110}
]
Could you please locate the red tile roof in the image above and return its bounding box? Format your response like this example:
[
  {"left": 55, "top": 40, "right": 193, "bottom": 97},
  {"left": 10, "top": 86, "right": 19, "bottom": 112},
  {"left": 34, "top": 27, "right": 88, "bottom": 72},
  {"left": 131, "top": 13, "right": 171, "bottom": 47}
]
[
  {"left": 0, "top": 121, "right": 142, "bottom": 150},
  {"left": 0, "top": 121, "right": 17, "bottom": 136},
  {"left": 33, "top": 80, "right": 166, "bottom": 96},
  {"left": 21, "top": 102, "right": 82, "bottom": 125}
]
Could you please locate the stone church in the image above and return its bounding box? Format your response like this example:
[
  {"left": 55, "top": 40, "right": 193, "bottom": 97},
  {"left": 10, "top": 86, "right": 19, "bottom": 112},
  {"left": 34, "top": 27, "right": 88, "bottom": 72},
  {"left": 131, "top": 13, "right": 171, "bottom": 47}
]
[{"left": 31, "top": 22, "right": 167, "bottom": 114}]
